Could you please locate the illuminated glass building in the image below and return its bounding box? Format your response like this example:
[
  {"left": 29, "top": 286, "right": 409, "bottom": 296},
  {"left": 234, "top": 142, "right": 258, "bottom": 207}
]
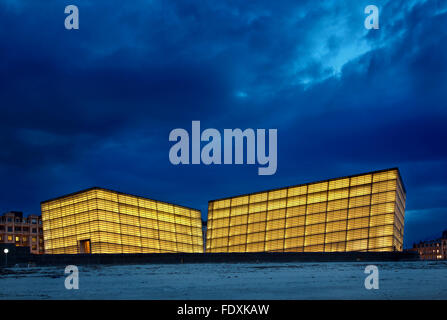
[
  {"left": 206, "top": 168, "right": 405, "bottom": 253},
  {"left": 41, "top": 188, "right": 203, "bottom": 254}
]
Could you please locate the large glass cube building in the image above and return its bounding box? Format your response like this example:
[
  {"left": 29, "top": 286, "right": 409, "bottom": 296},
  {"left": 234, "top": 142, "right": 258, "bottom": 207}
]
[
  {"left": 41, "top": 188, "right": 203, "bottom": 254},
  {"left": 206, "top": 168, "right": 405, "bottom": 253}
]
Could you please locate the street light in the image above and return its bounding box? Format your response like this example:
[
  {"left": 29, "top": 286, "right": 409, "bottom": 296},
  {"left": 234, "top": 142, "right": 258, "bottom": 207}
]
[{"left": 3, "top": 248, "right": 8, "bottom": 267}]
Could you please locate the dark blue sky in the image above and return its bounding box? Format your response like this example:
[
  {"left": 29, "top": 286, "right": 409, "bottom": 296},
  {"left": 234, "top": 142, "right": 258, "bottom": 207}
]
[{"left": 1, "top": 0, "right": 446, "bottom": 248}]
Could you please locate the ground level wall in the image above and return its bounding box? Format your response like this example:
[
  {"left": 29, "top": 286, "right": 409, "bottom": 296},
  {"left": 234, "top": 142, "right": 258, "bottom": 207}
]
[{"left": 1, "top": 250, "right": 419, "bottom": 267}]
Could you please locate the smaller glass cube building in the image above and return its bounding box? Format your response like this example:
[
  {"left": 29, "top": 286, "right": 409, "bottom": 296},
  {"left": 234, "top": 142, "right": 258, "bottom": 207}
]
[
  {"left": 206, "top": 168, "right": 405, "bottom": 253},
  {"left": 41, "top": 187, "right": 203, "bottom": 254}
]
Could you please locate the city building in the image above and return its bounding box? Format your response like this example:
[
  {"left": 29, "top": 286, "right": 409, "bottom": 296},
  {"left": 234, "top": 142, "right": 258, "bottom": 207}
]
[
  {"left": 41, "top": 187, "right": 203, "bottom": 254},
  {"left": 412, "top": 230, "right": 447, "bottom": 260},
  {"left": 0, "top": 211, "right": 44, "bottom": 254},
  {"left": 206, "top": 168, "right": 405, "bottom": 253}
]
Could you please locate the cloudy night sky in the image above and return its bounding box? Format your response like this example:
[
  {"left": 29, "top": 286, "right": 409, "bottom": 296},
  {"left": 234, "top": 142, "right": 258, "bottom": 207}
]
[{"left": 0, "top": 0, "right": 446, "bottom": 248}]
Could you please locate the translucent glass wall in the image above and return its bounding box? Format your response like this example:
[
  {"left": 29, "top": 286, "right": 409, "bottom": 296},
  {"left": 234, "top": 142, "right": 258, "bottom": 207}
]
[
  {"left": 206, "top": 169, "right": 405, "bottom": 253},
  {"left": 41, "top": 188, "right": 203, "bottom": 254}
]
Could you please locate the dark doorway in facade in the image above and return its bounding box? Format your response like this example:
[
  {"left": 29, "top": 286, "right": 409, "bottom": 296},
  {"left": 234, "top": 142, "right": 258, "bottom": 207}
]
[{"left": 79, "top": 239, "right": 91, "bottom": 254}]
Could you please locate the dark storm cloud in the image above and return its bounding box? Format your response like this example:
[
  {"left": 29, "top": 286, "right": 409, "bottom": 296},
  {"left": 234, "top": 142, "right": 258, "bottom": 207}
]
[{"left": 0, "top": 0, "right": 446, "bottom": 247}]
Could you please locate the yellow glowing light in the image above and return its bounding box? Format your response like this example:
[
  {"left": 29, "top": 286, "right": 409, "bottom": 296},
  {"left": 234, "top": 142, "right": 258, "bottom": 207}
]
[
  {"left": 41, "top": 188, "right": 203, "bottom": 254},
  {"left": 206, "top": 168, "right": 405, "bottom": 253}
]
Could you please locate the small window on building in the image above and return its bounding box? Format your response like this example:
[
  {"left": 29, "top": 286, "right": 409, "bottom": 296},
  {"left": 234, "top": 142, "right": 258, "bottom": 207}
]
[
  {"left": 15, "top": 226, "right": 21, "bottom": 232},
  {"left": 23, "top": 227, "right": 29, "bottom": 232},
  {"left": 31, "top": 219, "right": 37, "bottom": 224},
  {"left": 15, "top": 236, "right": 20, "bottom": 242},
  {"left": 32, "top": 228, "right": 37, "bottom": 233},
  {"left": 32, "top": 237, "right": 37, "bottom": 242},
  {"left": 7, "top": 218, "right": 12, "bottom": 222},
  {"left": 23, "top": 236, "right": 27, "bottom": 242},
  {"left": 7, "top": 235, "right": 13, "bottom": 241},
  {"left": 7, "top": 227, "right": 12, "bottom": 232}
]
